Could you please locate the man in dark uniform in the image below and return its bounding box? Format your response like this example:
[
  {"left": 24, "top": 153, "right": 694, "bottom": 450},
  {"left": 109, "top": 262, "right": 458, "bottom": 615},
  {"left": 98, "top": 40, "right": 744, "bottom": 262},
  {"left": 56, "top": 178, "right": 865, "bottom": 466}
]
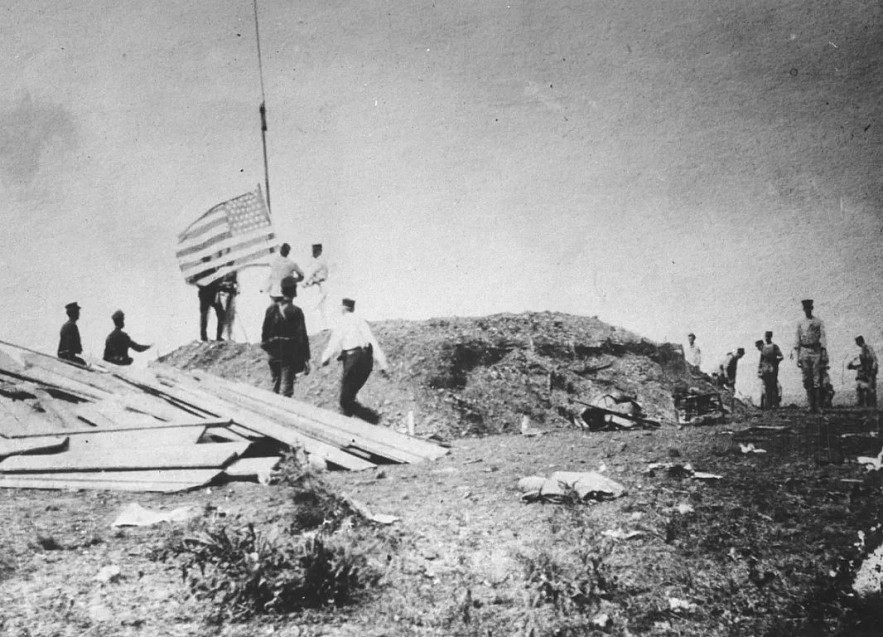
[
  {"left": 198, "top": 278, "right": 226, "bottom": 342},
  {"left": 260, "top": 277, "right": 311, "bottom": 397},
  {"left": 103, "top": 310, "right": 151, "bottom": 366},
  {"left": 57, "top": 302, "right": 86, "bottom": 365}
]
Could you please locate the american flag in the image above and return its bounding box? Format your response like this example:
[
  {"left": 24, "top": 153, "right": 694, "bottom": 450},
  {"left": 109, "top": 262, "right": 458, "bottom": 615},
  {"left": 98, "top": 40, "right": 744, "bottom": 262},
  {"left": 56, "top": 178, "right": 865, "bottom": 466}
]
[{"left": 176, "top": 185, "right": 277, "bottom": 286}]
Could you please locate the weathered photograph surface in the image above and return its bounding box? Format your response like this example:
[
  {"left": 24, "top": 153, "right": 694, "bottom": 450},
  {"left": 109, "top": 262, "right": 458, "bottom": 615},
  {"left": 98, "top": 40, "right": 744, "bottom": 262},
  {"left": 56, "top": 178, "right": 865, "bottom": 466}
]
[{"left": 1, "top": 1, "right": 882, "bottom": 635}]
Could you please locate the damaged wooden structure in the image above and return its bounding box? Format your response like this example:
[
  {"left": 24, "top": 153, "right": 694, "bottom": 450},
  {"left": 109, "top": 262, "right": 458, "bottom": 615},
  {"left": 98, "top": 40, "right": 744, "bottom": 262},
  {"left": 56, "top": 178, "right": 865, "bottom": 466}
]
[{"left": 0, "top": 344, "right": 447, "bottom": 493}]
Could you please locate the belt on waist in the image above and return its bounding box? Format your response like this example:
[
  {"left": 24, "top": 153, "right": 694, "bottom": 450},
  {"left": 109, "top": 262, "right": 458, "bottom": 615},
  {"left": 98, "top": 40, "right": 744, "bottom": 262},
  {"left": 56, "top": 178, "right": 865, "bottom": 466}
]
[
  {"left": 799, "top": 343, "right": 822, "bottom": 350},
  {"left": 342, "top": 345, "right": 370, "bottom": 355}
]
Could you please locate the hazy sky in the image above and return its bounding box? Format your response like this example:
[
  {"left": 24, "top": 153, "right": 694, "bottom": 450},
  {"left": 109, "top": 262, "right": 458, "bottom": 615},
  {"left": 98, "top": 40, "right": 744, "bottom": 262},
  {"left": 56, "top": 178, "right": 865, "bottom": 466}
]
[{"left": 2, "top": 0, "right": 881, "bottom": 401}]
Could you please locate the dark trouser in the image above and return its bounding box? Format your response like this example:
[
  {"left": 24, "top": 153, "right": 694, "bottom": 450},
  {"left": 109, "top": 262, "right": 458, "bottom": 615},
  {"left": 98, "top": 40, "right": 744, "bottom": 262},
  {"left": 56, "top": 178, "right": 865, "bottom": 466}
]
[
  {"left": 340, "top": 346, "right": 373, "bottom": 416},
  {"left": 761, "top": 373, "right": 779, "bottom": 409},
  {"left": 198, "top": 286, "right": 226, "bottom": 341},
  {"left": 269, "top": 360, "right": 296, "bottom": 397}
]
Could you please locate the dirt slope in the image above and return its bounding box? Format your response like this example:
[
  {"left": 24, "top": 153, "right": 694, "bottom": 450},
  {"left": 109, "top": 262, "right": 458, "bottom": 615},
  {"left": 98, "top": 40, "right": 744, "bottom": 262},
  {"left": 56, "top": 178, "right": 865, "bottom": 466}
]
[{"left": 158, "top": 311, "right": 726, "bottom": 437}]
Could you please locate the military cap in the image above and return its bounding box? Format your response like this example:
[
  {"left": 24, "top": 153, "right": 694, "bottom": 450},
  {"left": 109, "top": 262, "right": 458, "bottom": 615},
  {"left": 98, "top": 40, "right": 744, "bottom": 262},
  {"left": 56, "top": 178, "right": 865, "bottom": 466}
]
[
  {"left": 687, "top": 332, "right": 695, "bottom": 338},
  {"left": 65, "top": 302, "right": 81, "bottom": 312},
  {"left": 312, "top": 243, "right": 322, "bottom": 250},
  {"left": 801, "top": 299, "right": 814, "bottom": 307},
  {"left": 755, "top": 340, "right": 764, "bottom": 347},
  {"left": 111, "top": 309, "right": 125, "bottom": 321},
  {"left": 765, "top": 331, "right": 773, "bottom": 338},
  {"left": 342, "top": 298, "right": 356, "bottom": 310}
]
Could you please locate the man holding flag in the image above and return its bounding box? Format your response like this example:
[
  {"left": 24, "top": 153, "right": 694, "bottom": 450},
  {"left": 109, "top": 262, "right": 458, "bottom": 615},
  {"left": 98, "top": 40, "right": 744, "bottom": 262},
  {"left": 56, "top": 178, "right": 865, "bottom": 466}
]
[{"left": 176, "top": 185, "right": 277, "bottom": 341}]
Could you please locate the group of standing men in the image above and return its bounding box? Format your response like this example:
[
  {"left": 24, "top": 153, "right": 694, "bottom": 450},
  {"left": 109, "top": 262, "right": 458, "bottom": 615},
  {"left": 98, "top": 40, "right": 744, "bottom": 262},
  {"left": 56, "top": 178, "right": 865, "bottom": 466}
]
[
  {"left": 57, "top": 303, "right": 152, "bottom": 367},
  {"left": 200, "top": 241, "right": 389, "bottom": 423},
  {"left": 687, "top": 299, "right": 878, "bottom": 412}
]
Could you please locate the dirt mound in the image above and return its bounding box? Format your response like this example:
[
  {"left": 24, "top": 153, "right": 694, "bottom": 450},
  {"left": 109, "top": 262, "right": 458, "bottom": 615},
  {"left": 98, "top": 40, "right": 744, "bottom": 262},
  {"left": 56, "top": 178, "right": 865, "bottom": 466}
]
[{"left": 158, "top": 311, "right": 728, "bottom": 438}]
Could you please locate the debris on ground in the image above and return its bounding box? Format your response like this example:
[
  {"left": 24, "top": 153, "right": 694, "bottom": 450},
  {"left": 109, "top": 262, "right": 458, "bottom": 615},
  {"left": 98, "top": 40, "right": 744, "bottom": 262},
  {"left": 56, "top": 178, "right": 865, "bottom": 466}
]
[
  {"left": 159, "top": 312, "right": 748, "bottom": 439},
  {"left": 576, "top": 392, "right": 661, "bottom": 430},
  {"left": 739, "top": 443, "right": 767, "bottom": 454},
  {"left": 111, "top": 503, "right": 202, "bottom": 527},
  {"left": 857, "top": 449, "right": 883, "bottom": 471},
  {"left": 674, "top": 388, "right": 725, "bottom": 426},
  {"left": 645, "top": 462, "right": 723, "bottom": 481},
  {"left": 0, "top": 343, "right": 448, "bottom": 492},
  {"left": 520, "top": 415, "right": 545, "bottom": 437},
  {"left": 517, "top": 470, "right": 626, "bottom": 503}
]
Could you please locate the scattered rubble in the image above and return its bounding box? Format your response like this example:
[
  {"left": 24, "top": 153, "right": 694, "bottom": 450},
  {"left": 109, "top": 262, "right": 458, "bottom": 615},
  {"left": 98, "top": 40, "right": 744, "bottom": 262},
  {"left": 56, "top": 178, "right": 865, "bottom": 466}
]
[{"left": 160, "top": 312, "right": 743, "bottom": 439}]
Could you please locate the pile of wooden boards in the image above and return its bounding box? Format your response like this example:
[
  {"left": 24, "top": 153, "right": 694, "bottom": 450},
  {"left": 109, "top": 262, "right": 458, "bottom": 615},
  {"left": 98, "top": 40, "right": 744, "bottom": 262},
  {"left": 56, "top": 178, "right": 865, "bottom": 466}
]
[{"left": 0, "top": 344, "right": 448, "bottom": 493}]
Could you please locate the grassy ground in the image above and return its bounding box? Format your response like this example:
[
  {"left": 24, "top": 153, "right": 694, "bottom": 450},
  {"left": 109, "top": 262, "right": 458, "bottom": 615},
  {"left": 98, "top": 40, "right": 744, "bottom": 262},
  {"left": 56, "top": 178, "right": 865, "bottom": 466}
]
[{"left": 2, "top": 407, "right": 882, "bottom": 636}]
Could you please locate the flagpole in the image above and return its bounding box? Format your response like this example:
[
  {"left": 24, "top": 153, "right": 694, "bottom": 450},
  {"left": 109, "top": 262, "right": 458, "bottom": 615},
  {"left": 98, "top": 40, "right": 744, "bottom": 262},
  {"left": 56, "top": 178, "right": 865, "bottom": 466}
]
[{"left": 253, "top": 0, "right": 272, "bottom": 215}]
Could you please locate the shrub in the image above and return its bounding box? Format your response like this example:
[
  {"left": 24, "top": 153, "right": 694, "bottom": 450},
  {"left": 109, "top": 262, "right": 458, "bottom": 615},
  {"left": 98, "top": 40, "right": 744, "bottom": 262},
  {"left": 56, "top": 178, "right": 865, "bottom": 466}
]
[
  {"left": 521, "top": 542, "right": 615, "bottom": 615},
  {"left": 167, "top": 520, "right": 378, "bottom": 622}
]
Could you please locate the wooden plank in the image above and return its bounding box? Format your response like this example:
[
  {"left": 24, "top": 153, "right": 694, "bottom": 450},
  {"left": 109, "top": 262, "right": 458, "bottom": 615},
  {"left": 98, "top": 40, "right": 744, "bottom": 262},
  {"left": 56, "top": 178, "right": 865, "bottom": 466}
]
[
  {"left": 0, "top": 436, "right": 68, "bottom": 458},
  {"left": 17, "top": 427, "right": 206, "bottom": 452},
  {"left": 178, "top": 369, "right": 433, "bottom": 463},
  {"left": 0, "top": 366, "right": 108, "bottom": 401},
  {"left": 123, "top": 368, "right": 376, "bottom": 471},
  {"left": 0, "top": 441, "right": 248, "bottom": 473},
  {"left": 32, "top": 390, "right": 84, "bottom": 430},
  {"left": 7, "top": 418, "right": 231, "bottom": 439},
  {"left": 19, "top": 354, "right": 134, "bottom": 395},
  {"left": 183, "top": 367, "right": 448, "bottom": 461},
  {"left": 155, "top": 366, "right": 424, "bottom": 463},
  {"left": 223, "top": 456, "right": 280, "bottom": 481},
  {"left": 0, "top": 469, "right": 221, "bottom": 492}
]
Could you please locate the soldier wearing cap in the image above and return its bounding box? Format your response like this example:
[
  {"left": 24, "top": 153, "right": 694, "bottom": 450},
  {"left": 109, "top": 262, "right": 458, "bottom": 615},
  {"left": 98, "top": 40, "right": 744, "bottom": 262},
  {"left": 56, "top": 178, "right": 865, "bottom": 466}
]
[
  {"left": 320, "top": 297, "right": 389, "bottom": 422},
  {"left": 791, "top": 299, "right": 827, "bottom": 412},
  {"left": 260, "top": 276, "right": 311, "bottom": 397},
  {"left": 58, "top": 302, "right": 86, "bottom": 366},
  {"left": 103, "top": 310, "right": 151, "bottom": 366},
  {"left": 758, "top": 331, "right": 784, "bottom": 409},
  {"left": 847, "top": 335, "right": 878, "bottom": 407},
  {"left": 685, "top": 332, "right": 702, "bottom": 369}
]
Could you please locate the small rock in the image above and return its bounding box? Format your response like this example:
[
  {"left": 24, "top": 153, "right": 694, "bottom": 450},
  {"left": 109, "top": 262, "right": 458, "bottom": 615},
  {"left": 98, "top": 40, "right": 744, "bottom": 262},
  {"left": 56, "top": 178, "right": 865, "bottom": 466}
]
[
  {"left": 95, "top": 564, "right": 121, "bottom": 584},
  {"left": 590, "top": 613, "right": 612, "bottom": 630}
]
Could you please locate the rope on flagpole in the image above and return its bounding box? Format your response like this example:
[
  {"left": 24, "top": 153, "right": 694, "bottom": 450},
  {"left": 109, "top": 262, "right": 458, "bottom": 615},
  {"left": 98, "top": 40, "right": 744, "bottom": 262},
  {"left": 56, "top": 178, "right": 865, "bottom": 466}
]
[{"left": 253, "top": 0, "right": 272, "bottom": 216}]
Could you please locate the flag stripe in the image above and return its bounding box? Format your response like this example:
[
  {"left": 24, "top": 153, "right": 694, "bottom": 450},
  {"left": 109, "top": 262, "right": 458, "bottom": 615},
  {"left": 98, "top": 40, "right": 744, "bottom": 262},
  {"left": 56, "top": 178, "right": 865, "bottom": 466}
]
[
  {"left": 176, "top": 185, "right": 273, "bottom": 286},
  {"left": 187, "top": 245, "right": 276, "bottom": 286},
  {"left": 176, "top": 229, "right": 234, "bottom": 259},
  {"left": 177, "top": 213, "right": 230, "bottom": 244},
  {"left": 178, "top": 232, "right": 277, "bottom": 274},
  {"left": 177, "top": 203, "right": 230, "bottom": 241}
]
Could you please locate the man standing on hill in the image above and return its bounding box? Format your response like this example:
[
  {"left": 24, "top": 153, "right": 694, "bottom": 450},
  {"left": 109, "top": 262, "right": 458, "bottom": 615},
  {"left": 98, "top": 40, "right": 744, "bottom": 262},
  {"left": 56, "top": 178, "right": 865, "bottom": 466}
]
[
  {"left": 685, "top": 332, "right": 702, "bottom": 369},
  {"left": 217, "top": 271, "right": 239, "bottom": 341},
  {"left": 320, "top": 298, "right": 389, "bottom": 423},
  {"left": 302, "top": 243, "right": 329, "bottom": 327},
  {"left": 197, "top": 277, "right": 226, "bottom": 342},
  {"left": 103, "top": 310, "right": 151, "bottom": 366},
  {"left": 847, "top": 335, "right": 878, "bottom": 407},
  {"left": 758, "top": 331, "right": 784, "bottom": 409},
  {"left": 792, "top": 299, "right": 827, "bottom": 412},
  {"left": 717, "top": 348, "right": 745, "bottom": 389},
  {"left": 260, "top": 276, "right": 311, "bottom": 397},
  {"left": 57, "top": 302, "right": 86, "bottom": 366},
  {"left": 262, "top": 243, "right": 304, "bottom": 300}
]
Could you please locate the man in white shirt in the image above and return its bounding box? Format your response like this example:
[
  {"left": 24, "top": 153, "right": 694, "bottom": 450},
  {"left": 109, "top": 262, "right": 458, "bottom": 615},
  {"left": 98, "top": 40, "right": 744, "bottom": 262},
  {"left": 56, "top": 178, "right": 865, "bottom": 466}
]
[
  {"left": 262, "top": 243, "right": 304, "bottom": 300},
  {"left": 685, "top": 332, "right": 702, "bottom": 369},
  {"left": 320, "top": 298, "right": 389, "bottom": 422},
  {"left": 302, "top": 243, "right": 329, "bottom": 326}
]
